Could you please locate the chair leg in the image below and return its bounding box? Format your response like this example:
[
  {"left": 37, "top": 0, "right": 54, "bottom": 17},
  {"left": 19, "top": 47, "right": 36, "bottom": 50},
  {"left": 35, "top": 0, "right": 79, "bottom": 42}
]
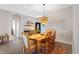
[
  {"left": 23, "top": 47, "right": 26, "bottom": 53},
  {"left": 23, "top": 47, "right": 31, "bottom": 54},
  {"left": 45, "top": 43, "right": 49, "bottom": 54}
]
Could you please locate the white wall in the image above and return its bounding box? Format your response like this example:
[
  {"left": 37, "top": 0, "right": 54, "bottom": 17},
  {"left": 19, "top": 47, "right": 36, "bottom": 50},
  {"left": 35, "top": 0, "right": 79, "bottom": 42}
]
[
  {"left": 0, "top": 10, "right": 10, "bottom": 35},
  {"left": 73, "top": 5, "right": 79, "bottom": 54},
  {"left": 46, "top": 6, "right": 73, "bottom": 44}
]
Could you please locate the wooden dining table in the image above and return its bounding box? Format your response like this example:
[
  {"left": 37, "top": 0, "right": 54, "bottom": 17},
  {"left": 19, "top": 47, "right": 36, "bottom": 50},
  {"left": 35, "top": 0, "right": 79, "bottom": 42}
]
[{"left": 29, "top": 34, "right": 46, "bottom": 53}]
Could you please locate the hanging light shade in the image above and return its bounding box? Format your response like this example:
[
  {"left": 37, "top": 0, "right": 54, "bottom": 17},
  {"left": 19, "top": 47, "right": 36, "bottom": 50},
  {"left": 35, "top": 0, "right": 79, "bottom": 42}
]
[
  {"left": 39, "top": 4, "right": 48, "bottom": 24},
  {"left": 39, "top": 16, "right": 48, "bottom": 24}
]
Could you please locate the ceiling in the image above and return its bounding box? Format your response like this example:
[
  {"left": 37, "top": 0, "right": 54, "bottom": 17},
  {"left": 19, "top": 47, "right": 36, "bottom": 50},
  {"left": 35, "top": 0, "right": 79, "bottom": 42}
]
[{"left": 0, "top": 4, "right": 72, "bottom": 17}]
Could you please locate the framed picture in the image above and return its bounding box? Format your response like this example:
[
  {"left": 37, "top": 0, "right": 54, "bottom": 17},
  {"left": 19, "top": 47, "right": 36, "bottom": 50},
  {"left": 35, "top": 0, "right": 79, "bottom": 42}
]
[{"left": 35, "top": 22, "right": 41, "bottom": 33}]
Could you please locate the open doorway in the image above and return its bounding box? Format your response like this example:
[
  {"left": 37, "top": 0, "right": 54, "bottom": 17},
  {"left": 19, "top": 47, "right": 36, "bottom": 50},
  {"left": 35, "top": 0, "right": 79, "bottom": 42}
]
[{"left": 11, "top": 15, "right": 21, "bottom": 39}]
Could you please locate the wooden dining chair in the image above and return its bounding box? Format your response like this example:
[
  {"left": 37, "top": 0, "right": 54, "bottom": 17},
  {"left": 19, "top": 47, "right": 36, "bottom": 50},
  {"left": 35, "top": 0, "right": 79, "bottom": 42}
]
[
  {"left": 39, "top": 31, "right": 53, "bottom": 54},
  {"left": 51, "top": 31, "right": 56, "bottom": 49},
  {"left": 22, "top": 33, "right": 37, "bottom": 54},
  {"left": 2, "top": 34, "right": 9, "bottom": 43},
  {"left": 47, "top": 30, "right": 56, "bottom": 52},
  {"left": 45, "top": 31, "right": 53, "bottom": 53},
  {"left": 42, "top": 30, "right": 56, "bottom": 54},
  {"left": 0, "top": 35, "right": 3, "bottom": 44}
]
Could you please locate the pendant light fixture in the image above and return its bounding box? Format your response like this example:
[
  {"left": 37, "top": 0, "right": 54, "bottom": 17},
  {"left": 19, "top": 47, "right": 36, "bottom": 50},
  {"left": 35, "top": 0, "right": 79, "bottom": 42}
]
[{"left": 39, "top": 4, "right": 48, "bottom": 24}]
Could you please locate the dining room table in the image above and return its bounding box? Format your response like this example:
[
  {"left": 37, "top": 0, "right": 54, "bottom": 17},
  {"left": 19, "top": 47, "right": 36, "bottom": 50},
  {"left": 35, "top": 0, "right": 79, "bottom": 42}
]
[{"left": 29, "top": 34, "right": 46, "bottom": 53}]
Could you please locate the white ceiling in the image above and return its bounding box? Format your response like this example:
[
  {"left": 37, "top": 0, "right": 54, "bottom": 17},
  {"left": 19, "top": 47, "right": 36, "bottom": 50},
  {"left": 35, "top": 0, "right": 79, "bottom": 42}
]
[{"left": 0, "top": 4, "right": 72, "bottom": 17}]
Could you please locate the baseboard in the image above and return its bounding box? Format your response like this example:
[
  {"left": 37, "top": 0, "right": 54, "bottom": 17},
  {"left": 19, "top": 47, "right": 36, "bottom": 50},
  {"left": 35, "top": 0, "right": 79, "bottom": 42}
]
[{"left": 55, "top": 39, "right": 72, "bottom": 45}]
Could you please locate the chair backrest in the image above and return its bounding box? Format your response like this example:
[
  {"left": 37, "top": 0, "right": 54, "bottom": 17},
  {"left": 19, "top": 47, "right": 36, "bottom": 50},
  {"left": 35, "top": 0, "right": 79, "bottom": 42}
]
[
  {"left": 0, "top": 35, "right": 2, "bottom": 39},
  {"left": 51, "top": 31, "right": 56, "bottom": 38},
  {"left": 45, "top": 31, "right": 52, "bottom": 38},
  {"left": 44, "top": 31, "right": 52, "bottom": 44}
]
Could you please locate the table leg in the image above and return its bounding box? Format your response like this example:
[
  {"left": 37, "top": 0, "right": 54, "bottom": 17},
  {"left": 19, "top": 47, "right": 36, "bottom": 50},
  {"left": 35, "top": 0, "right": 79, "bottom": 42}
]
[{"left": 37, "top": 41, "right": 41, "bottom": 53}]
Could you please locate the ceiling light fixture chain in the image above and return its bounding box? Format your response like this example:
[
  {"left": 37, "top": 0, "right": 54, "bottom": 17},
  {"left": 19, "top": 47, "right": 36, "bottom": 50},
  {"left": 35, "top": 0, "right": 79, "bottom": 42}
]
[
  {"left": 39, "top": 4, "right": 48, "bottom": 24},
  {"left": 43, "top": 4, "right": 45, "bottom": 16}
]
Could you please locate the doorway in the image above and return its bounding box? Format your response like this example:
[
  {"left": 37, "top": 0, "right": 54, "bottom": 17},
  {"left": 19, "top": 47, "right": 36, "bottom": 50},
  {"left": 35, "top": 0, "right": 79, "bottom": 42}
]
[{"left": 12, "top": 15, "right": 21, "bottom": 39}]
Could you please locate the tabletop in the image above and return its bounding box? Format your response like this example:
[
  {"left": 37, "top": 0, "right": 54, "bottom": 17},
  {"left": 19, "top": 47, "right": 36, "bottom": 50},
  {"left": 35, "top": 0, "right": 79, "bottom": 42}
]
[{"left": 29, "top": 34, "right": 46, "bottom": 41}]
